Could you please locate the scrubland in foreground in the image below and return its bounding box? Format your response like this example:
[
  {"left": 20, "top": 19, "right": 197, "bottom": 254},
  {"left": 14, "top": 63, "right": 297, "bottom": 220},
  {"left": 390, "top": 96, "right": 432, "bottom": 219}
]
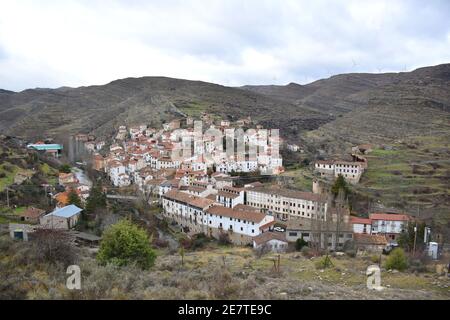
[{"left": 0, "top": 235, "right": 448, "bottom": 300}]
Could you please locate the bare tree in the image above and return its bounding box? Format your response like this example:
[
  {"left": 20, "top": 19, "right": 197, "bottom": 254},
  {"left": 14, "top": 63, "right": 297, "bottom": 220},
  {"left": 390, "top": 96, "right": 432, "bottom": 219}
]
[{"left": 32, "top": 228, "right": 78, "bottom": 265}]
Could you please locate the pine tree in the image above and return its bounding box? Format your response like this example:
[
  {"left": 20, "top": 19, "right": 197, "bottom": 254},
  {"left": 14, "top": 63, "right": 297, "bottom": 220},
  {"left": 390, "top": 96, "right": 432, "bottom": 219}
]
[{"left": 67, "top": 189, "right": 82, "bottom": 208}]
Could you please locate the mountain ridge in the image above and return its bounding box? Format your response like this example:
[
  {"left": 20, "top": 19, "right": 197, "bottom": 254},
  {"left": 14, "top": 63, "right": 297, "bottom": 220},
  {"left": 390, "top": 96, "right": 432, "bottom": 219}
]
[{"left": 0, "top": 63, "right": 449, "bottom": 143}]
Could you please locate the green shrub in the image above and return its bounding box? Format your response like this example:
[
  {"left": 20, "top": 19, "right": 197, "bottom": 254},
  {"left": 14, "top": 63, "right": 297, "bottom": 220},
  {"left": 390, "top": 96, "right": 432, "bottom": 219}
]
[
  {"left": 97, "top": 219, "right": 156, "bottom": 270},
  {"left": 295, "top": 238, "right": 308, "bottom": 251},
  {"left": 384, "top": 248, "right": 408, "bottom": 271},
  {"left": 218, "top": 232, "right": 231, "bottom": 246},
  {"left": 2, "top": 164, "right": 14, "bottom": 172},
  {"left": 58, "top": 164, "right": 71, "bottom": 173},
  {"left": 345, "top": 249, "right": 356, "bottom": 258},
  {"left": 300, "top": 246, "right": 312, "bottom": 257},
  {"left": 370, "top": 254, "right": 381, "bottom": 264},
  {"left": 191, "top": 233, "right": 210, "bottom": 250}
]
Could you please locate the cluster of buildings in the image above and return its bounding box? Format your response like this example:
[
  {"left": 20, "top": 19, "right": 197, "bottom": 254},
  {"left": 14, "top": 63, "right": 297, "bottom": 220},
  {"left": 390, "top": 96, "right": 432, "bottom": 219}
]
[
  {"left": 82, "top": 121, "right": 415, "bottom": 253},
  {"left": 74, "top": 133, "right": 106, "bottom": 153},
  {"left": 54, "top": 171, "right": 91, "bottom": 207},
  {"left": 91, "top": 120, "right": 284, "bottom": 191},
  {"left": 9, "top": 204, "right": 101, "bottom": 246}
]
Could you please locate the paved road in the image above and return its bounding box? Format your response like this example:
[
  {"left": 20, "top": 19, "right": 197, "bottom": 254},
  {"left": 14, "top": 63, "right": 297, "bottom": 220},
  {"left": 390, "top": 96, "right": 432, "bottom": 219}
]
[{"left": 106, "top": 194, "right": 139, "bottom": 200}]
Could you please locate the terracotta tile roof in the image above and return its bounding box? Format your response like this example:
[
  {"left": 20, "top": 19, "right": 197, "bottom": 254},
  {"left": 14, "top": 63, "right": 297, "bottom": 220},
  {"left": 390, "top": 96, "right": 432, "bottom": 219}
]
[
  {"left": 217, "top": 190, "right": 240, "bottom": 199},
  {"left": 206, "top": 205, "right": 267, "bottom": 223},
  {"left": 185, "top": 186, "right": 207, "bottom": 193},
  {"left": 354, "top": 234, "right": 387, "bottom": 245},
  {"left": 259, "top": 220, "right": 276, "bottom": 230},
  {"left": 234, "top": 204, "right": 260, "bottom": 212},
  {"left": 222, "top": 186, "right": 245, "bottom": 193},
  {"left": 163, "top": 190, "right": 215, "bottom": 209},
  {"left": 350, "top": 216, "right": 372, "bottom": 225},
  {"left": 253, "top": 232, "right": 287, "bottom": 245},
  {"left": 250, "top": 187, "right": 326, "bottom": 202},
  {"left": 206, "top": 194, "right": 217, "bottom": 201},
  {"left": 369, "top": 213, "right": 410, "bottom": 221},
  {"left": 20, "top": 207, "right": 46, "bottom": 219}
]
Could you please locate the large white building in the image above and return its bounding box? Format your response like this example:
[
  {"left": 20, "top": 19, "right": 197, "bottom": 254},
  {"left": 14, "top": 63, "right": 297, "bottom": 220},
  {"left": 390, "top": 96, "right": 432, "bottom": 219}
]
[
  {"left": 162, "top": 190, "right": 274, "bottom": 245},
  {"left": 314, "top": 160, "right": 364, "bottom": 184},
  {"left": 245, "top": 187, "right": 328, "bottom": 221}
]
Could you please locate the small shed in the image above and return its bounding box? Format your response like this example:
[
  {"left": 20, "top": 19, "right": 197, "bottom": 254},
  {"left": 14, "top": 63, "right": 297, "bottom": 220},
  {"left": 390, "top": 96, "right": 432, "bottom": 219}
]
[
  {"left": 253, "top": 232, "right": 288, "bottom": 253},
  {"left": 354, "top": 234, "right": 387, "bottom": 253},
  {"left": 9, "top": 223, "right": 37, "bottom": 241},
  {"left": 71, "top": 231, "right": 102, "bottom": 247},
  {"left": 19, "top": 207, "right": 46, "bottom": 224},
  {"left": 40, "top": 204, "right": 83, "bottom": 230}
]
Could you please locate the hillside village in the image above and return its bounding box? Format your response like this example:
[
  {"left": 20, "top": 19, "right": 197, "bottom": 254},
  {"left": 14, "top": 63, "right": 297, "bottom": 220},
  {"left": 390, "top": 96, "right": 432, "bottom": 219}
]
[
  {"left": 4, "top": 116, "right": 443, "bottom": 253},
  {"left": 0, "top": 115, "right": 448, "bottom": 299}
]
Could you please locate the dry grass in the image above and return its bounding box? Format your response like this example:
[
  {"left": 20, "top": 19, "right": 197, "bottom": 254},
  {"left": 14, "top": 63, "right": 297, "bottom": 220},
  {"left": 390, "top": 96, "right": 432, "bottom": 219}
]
[{"left": 1, "top": 235, "right": 448, "bottom": 300}]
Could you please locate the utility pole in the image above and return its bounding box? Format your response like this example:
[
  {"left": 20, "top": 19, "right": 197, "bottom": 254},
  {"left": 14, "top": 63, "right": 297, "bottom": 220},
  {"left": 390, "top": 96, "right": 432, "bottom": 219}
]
[
  {"left": 6, "top": 187, "right": 10, "bottom": 208},
  {"left": 413, "top": 206, "right": 420, "bottom": 256}
]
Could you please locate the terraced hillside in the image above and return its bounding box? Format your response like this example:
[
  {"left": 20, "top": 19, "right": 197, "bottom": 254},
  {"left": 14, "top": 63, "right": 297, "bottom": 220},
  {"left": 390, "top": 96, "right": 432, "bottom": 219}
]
[{"left": 0, "top": 77, "right": 324, "bottom": 140}]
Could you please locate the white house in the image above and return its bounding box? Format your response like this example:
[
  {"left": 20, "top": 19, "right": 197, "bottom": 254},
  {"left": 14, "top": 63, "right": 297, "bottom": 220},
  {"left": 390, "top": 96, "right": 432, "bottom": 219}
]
[
  {"left": 108, "top": 161, "right": 130, "bottom": 187},
  {"left": 370, "top": 213, "right": 410, "bottom": 241},
  {"left": 314, "top": 160, "right": 364, "bottom": 184},
  {"left": 350, "top": 216, "right": 372, "bottom": 234},
  {"left": 253, "top": 232, "right": 288, "bottom": 253},
  {"left": 216, "top": 186, "right": 245, "bottom": 208}
]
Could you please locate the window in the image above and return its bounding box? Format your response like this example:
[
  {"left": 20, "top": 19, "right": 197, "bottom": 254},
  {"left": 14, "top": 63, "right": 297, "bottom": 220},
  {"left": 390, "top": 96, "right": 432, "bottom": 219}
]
[
  {"left": 288, "top": 232, "right": 297, "bottom": 237},
  {"left": 251, "top": 229, "right": 254, "bottom": 233}
]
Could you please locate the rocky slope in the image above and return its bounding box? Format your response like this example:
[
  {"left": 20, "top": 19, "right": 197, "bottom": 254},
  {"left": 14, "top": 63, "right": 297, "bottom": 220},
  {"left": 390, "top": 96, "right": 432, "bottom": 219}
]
[{"left": 0, "top": 77, "right": 324, "bottom": 140}]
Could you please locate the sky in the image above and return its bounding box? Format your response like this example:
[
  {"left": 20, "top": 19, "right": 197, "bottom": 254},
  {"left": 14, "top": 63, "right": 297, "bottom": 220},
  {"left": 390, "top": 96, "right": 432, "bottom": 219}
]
[{"left": 0, "top": 0, "right": 449, "bottom": 91}]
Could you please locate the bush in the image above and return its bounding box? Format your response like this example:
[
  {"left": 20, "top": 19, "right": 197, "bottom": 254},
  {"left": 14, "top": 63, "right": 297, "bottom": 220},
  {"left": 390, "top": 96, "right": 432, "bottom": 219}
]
[
  {"left": 0, "top": 172, "right": 5, "bottom": 178},
  {"left": 370, "top": 254, "right": 381, "bottom": 264},
  {"left": 97, "top": 219, "right": 156, "bottom": 270},
  {"left": 2, "top": 164, "right": 14, "bottom": 172},
  {"left": 345, "top": 249, "right": 357, "bottom": 258},
  {"left": 295, "top": 238, "right": 308, "bottom": 251},
  {"left": 153, "top": 237, "right": 169, "bottom": 248},
  {"left": 408, "top": 253, "right": 430, "bottom": 273},
  {"left": 31, "top": 229, "right": 78, "bottom": 265},
  {"left": 384, "top": 248, "right": 408, "bottom": 271},
  {"left": 300, "top": 246, "right": 313, "bottom": 258},
  {"left": 191, "top": 233, "right": 210, "bottom": 250},
  {"left": 59, "top": 164, "right": 71, "bottom": 173},
  {"left": 218, "top": 232, "right": 231, "bottom": 246}
]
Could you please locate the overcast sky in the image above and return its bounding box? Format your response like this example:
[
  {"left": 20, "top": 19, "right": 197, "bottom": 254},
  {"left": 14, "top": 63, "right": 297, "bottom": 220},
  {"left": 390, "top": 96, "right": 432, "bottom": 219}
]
[{"left": 0, "top": 0, "right": 449, "bottom": 91}]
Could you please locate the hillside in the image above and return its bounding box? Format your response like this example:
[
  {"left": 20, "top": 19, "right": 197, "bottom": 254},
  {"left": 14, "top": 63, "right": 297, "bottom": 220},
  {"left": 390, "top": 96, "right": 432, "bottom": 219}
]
[
  {"left": 1, "top": 64, "right": 448, "bottom": 145},
  {"left": 0, "top": 77, "right": 325, "bottom": 140},
  {"left": 242, "top": 64, "right": 450, "bottom": 116},
  {"left": 244, "top": 64, "right": 450, "bottom": 230}
]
